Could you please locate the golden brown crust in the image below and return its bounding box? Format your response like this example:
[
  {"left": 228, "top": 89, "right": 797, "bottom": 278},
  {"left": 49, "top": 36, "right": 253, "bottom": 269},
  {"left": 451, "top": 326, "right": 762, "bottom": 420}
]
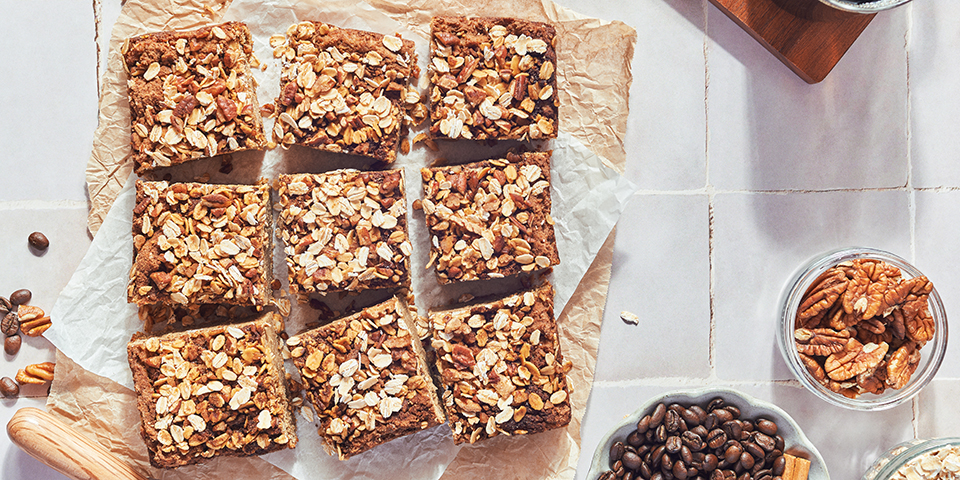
[
  {"left": 123, "top": 22, "right": 266, "bottom": 173},
  {"left": 428, "top": 16, "right": 558, "bottom": 141},
  {"left": 127, "top": 313, "right": 296, "bottom": 468},
  {"left": 276, "top": 170, "right": 411, "bottom": 299},
  {"left": 428, "top": 283, "right": 571, "bottom": 444},
  {"left": 271, "top": 21, "right": 419, "bottom": 163},
  {"left": 128, "top": 180, "right": 272, "bottom": 307},
  {"left": 419, "top": 151, "right": 558, "bottom": 284},
  {"left": 289, "top": 296, "right": 444, "bottom": 460}
]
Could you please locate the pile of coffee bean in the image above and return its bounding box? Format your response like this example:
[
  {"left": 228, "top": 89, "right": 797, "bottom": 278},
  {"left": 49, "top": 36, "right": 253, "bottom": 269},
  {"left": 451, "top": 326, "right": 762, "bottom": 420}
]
[
  {"left": 598, "top": 398, "right": 787, "bottom": 480},
  {"left": 1, "top": 289, "right": 35, "bottom": 398}
]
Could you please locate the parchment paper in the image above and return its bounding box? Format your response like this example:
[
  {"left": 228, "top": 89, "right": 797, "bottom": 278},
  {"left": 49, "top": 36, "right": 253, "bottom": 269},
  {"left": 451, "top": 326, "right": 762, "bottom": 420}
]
[{"left": 61, "top": 0, "right": 636, "bottom": 478}]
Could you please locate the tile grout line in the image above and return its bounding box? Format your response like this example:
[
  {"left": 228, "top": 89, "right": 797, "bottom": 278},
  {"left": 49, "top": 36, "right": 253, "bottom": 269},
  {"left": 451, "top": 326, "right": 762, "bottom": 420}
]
[
  {"left": 904, "top": 2, "right": 919, "bottom": 440},
  {"left": 93, "top": 0, "right": 102, "bottom": 94},
  {"left": 703, "top": 0, "right": 719, "bottom": 383},
  {"left": 0, "top": 200, "right": 89, "bottom": 211}
]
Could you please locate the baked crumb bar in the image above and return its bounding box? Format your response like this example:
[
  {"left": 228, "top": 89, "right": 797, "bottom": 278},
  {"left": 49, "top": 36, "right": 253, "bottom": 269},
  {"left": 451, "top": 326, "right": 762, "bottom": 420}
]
[
  {"left": 428, "top": 16, "right": 558, "bottom": 141},
  {"left": 127, "top": 312, "right": 297, "bottom": 468},
  {"left": 419, "top": 151, "right": 558, "bottom": 283},
  {"left": 123, "top": 22, "right": 266, "bottom": 173},
  {"left": 271, "top": 21, "right": 418, "bottom": 163},
  {"left": 276, "top": 170, "right": 411, "bottom": 298},
  {"left": 128, "top": 180, "right": 273, "bottom": 307},
  {"left": 429, "top": 283, "right": 571, "bottom": 444},
  {"left": 289, "top": 296, "right": 444, "bottom": 460}
]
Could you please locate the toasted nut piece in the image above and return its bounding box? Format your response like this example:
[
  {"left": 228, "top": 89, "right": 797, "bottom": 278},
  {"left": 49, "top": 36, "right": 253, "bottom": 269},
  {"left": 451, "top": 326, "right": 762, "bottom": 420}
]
[
  {"left": 21, "top": 315, "right": 52, "bottom": 337},
  {"left": 16, "top": 362, "right": 55, "bottom": 384}
]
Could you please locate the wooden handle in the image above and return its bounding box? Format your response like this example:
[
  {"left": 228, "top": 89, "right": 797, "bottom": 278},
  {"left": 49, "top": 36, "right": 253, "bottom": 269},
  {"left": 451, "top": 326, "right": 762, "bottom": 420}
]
[{"left": 7, "top": 407, "right": 150, "bottom": 480}]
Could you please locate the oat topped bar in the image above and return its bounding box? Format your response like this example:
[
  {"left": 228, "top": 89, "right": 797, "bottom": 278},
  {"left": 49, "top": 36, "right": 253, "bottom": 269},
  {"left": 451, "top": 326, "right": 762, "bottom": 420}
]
[
  {"left": 419, "top": 151, "right": 558, "bottom": 283},
  {"left": 429, "top": 16, "right": 558, "bottom": 141},
  {"left": 276, "top": 170, "right": 411, "bottom": 298},
  {"left": 127, "top": 312, "right": 297, "bottom": 468},
  {"left": 123, "top": 22, "right": 266, "bottom": 173},
  {"left": 271, "top": 22, "right": 419, "bottom": 163},
  {"left": 289, "top": 295, "right": 444, "bottom": 460},
  {"left": 429, "top": 283, "right": 571, "bottom": 444},
  {"left": 128, "top": 180, "right": 272, "bottom": 308}
]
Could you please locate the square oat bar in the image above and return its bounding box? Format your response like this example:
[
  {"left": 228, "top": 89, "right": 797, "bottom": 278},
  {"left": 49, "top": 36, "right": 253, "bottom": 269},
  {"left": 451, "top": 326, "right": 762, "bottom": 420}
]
[
  {"left": 429, "top": 16, "right": 558, "bottom": 141},
  {"left": 271, "top": 21, "right": 418, "bottom": 163},
  {"left": 276, "top": 170, "right": 411, "bottom": 298},
  {"left": 429, "top": 283, "right": 571, "bottom": 444},
  {"left": 127, "top": 312, "right": 297, "bottom": 468},
  {"left": 128, "top": 180, "right": 273, "bottom": 307},
  {"left": 288, "top": 295, "right": 445, "bottom": 460},
  {"left": 419, "top": 151, "right": 558, "bottom": 284},
  {"left": 123, "top": 22, "right": 267, "bottom": 173}
]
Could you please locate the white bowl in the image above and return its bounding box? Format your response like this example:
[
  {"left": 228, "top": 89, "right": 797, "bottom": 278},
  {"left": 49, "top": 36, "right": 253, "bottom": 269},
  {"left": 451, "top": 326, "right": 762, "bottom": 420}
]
[
  {"left": 818, "top": 0, "right": 912, "bottom": 13},
  {"left": 586, "top": 388, "right": 830, "bottom": 480}
]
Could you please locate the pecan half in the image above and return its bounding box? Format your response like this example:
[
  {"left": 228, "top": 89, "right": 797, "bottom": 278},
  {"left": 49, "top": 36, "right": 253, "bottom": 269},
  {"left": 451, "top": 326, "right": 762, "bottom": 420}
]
[
  {"left": 824, "top": 339, "right": 888, "bottom": 381},
  {"left": 797, "top": 271, "right": 847, "bottom": 325},
  {"left": 886, "top": 342, "right": 921, "bottom": 389},
  {"left": 795, "top": 328, "right": 850, "bottom": 357}
]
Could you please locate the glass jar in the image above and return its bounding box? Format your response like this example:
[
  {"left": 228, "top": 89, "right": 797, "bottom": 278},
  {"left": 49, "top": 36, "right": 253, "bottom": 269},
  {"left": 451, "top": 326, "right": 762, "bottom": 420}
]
[
  {"left": 862, "top": 438, "right": 960, "bottom": 480},
  {"left": 777, "top": 247, "right": 948, "bottom": 410}
]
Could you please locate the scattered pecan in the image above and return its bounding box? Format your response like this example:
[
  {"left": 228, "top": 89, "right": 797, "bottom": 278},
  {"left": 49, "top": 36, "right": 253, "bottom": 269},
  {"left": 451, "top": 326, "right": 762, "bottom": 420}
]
[{"left": 16, "top": 362, "right": 55, "bottom": 384}]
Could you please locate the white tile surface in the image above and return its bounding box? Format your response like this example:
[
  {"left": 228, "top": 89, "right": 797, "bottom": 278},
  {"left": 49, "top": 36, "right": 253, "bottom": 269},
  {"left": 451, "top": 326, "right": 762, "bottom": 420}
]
[
  {"left": 706, "top": 4, "right": 909, "bottom": 191},
  {"left": 917, "top": 379, "right": 960, "bottom": 438},
  {"left": 909, "top": 3, "right": 960, "bottom": 188},
  {"left": 0, "top": 0, "right": 98, "bottom": 203},
  {"left": 713, "top": 191, "right": 911, "bottom": 381}
]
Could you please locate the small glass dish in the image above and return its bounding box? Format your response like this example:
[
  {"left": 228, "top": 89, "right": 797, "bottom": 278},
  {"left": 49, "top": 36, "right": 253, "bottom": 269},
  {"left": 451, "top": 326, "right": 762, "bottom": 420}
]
[
  {"left": 862, "top": 438, "right": 960, "bottom": 480},
  {"left": 777, "top": 247, "right": 948, "bottom": 411},
  {"left": 818, "top": 0, "right": 912, "bottom": 13}
]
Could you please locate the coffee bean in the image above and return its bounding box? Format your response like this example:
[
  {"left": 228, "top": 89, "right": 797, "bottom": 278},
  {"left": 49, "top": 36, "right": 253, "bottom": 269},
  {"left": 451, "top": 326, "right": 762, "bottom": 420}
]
[
  {"left": 666, "top": 436, "right": 682, "bottom": 453},
  {"left": 738, "top": 473, "right": 752, "bottom": 480},
  {"left": 628, "top": 430, "right": 644, "bottom": 448},
  {"left": 681, "top": 445, "right": 693, "bottom": 464},
  {"left": 740, "top": 452, "right": 755, "bottom": 470},
  {"left": 599, "top": 472, "right": 616, "bottom": 480},
  {"left": 640, "top": 462, "right": 653, "bottom": 479},
  {"left": 774, "top": 435, "right": 785, "bottom": 452},
  {"left": 704, "top": 413, "right": 718, "bottom": 430},
  {"left": 708, "top": 429, "right": 727, "bottom": 449},
  {"left": 682, "top": 430, "right": 705, "bottom": 451},
  {"left": 0, "top": 297, "right": 9, "bottom": 317},
  {"left": 772, "top": 456, "right": 786, "bottom": 476},
  {"left": 703, "top": 454, "right": 719, "bottom": 472},
  {"left": 742, "top": 421, "right": 755, "bottom": 433},
  {"left": 725, "top": 406, "right": 741, "bottom": 419},
  {"left": 665, "top": 409, "right": 683, "bottom": 432},
  {"left": 724, "top": 444, "right": 742, "bottom": 464},
  {"left": 651, "top": 473, "right": 664, "bottom": 480},
  {"left": 613, "top": 459, "right": 623, "bottom": 473},
  {"left": 756, "top": 419, "right": 777, "bottom": 436},
  {"left": 764, "top": 450, "right": 783, "bottom": 465},
  {"left": 10, "top": 289, "right": 31, "bottom": 306},
  {"left": 656, "top": 424, "right": 668, "bottom": 443},
  {"left": 4, "top": 334, "right": 20, "bottom": 355},
  {"left": 744, "top": 442, "right": 765, "bottom": 461},
  {"left": 651, "top": 404, "right": 666, "bottom": 428},
  {"left": 638, "top": 415, "right": 652, "bottom": 434},
  {"left": 754, "top": 433, "right": 776, "bottom": 452},
  {"left": 651, "top": 445, "right": 666, "bottom": 467},
  {"left": 714, "top": 408, "right": 733, "bottom": 423},
  {"left": 623, "top": 471, "right": 634, "bottom": 480},
  {"left": 611, "top": 441, "right": 626, "bottom": 465},
  {"left": 691, "top": 425, "right": 709, "bottom": 439},
  {"left": 708, "top": 398, "right": 725, "bottom": 412},
  {"left": 623, "top": 451, "right": 643, "bottom": 471},
  {"left": 28, "top": 232, "right": 49, "bottom": 250},
  {"left": 1, "top": 312, "right": 19, "bottom": 336},
  {"left": 682, "top": 408, "right": 701, "bottom": 427},
  {"left": 673, "top": 460, "right": 689, "bottom": 480},
  {"left": 722, "top": 421, "right": 742, "bottom": 441},
  {"left": 0, "top": 377, "right": 18, "bottom": 397}
]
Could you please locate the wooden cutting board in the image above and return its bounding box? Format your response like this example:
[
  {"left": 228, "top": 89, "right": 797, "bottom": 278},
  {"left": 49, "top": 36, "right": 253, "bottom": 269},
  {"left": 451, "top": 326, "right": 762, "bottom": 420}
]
[{"left": 709, "top": 0, "right": 875, "bottom": 83}]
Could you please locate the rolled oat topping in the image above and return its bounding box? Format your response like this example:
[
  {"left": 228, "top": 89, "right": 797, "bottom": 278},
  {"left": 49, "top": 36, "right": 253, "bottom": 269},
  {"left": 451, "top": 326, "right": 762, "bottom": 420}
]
[
  {"left": 128, "top": 180, "right": 272, "bottom": 307},
  {"left": 419, "top": 151, "right": 558, "bottom": 284},
  {"left": 123, "top": 22, "right": 267, "bottom": 173},
  {"left": 429, "top": 283, "right": 572, "bottom": 444},
  {"left": 127, "top": 314, "right": 296, "bottom": 468},
  {"left": 428, "top": 16, "right": 558, "bottom": 141},
  {"left": 289, "top": 296, "right": 443, "bottom": 460},
  {"left": 277, "top": 170, "right": 411, "bottom": 298},
  {"left": 271, "top": 21, "right": 421, "bottom": 163}
]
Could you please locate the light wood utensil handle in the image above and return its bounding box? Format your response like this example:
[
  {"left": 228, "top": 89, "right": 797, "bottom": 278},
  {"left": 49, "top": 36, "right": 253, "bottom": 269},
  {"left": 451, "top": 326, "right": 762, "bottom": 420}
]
[{"left": 7, "top": 407, "right": 149, "bottom": 480}]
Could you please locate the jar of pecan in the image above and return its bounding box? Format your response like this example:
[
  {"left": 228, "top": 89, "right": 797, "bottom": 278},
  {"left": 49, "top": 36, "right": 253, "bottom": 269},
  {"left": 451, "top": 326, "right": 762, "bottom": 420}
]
[
  {"left": 777, "top": 247, "right": 948, "bottom": 410},
  {"left": 862, "top": 438, "right": 960, "bottom": 480}
]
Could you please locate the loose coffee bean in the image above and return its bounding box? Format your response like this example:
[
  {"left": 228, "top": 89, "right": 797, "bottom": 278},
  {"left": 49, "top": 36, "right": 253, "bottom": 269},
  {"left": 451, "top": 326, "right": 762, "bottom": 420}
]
[
  {"left": 704, "top": 413, "right": 718, "bottom": 430},
  {"left": 725, "top": 406, "right": 741, "bottom": 418},
  {"left": 638, "top": 415, "right": 652, "bottom": 434},
  {"left": 715, "top": 408, "right": 733, "bottom": 423},
  {"left": 661, "top": 453, "right": 673, "bottom": 471},
  {"left": 651, "top": 473, "right": 664, "bottom": 480},
  {"left": 708, "top": 429, "right": 727, "bottom": 449},
  {"left": 739, "top": 452, "right": 755, "bottom": 470},
  {"left": 1, "top": 312, "right": 19, "bottom": 336},
  {"left": 764, "top": 450, "right": 783, "bottom": 465},
  {"left": 708, "top": 398, "right": 725, "bottom": 412},
  {"left": 691, "top": 425, "right": 709, "bottom": 439},
  {"left": 703, "top": 454, "right": 719, "bottom": 472},
  {"left": 723, "top": 421, "right": 742, "bottom": 441},
  {"left": 656, "top": 424, "right": 668, "bottom": 443},
  {"left": 673, "top": 460, "right": 689, "bottom": 480},
  {"left": 682, "top": 408, "right": 701, "bottom": 426},
  {"left": 756, "top": 419, "right": 777, "bottom": 436},
  {"left": 666, "top": 436, "right": 682, "bottom": 453},
  {"left": 651, "top": 404, "right": 667, "bottom": 428},
  {"left": 738, "top": 473, "right": 751, "bottom": 480},
  {"left": 613, "top": 460, "right": 623, "bottom": 472},
  {"left": 682, "top": 430, "right": 705, "bottom": 451},
  {"left": 774, "top": 435, "right": 785, "bottom": 452},
  {"left": 754, "top": 433, "right": 776, "bottom": 452},
  {"left": 0, "top": 297, "right": 9, "bottom": 317},
  {"left": 744, "top": 442, "right": 765, "bottom": 461},
  {"left": 652, "top": 445, "right": 666, "bottom": 466},
  {"left": 611, "top": 441, "right": 626, "bottom": 465},
  {"left": 5, "top": 334, "right": 20, "bottom": 355},
  {"left": 742, "top": 421, "right": 755, "bottom": 433},
  {"left": 10, "top": 289, "right": 31, "bottom": 306},
  {"left": 623, "top": 471, "right": 634, "bottom": 480},
  {"left": 725, "top": 444, "right": 742, "bottom": 464},
  {"left": 28, "top": 232, "right": 49, "bottom": 250},
  {"left": 690, "top": 405, "right": 708, "bottom": 423},
  {"left": 681, "top": 445, "right": 694, "bottom": 464},
  {"left": 627, "top": 430, "right": 644, "bottom": 448},
  {"left": 772, "top": 457, "right": 786, "bottom": 476},
  {"left": 640, "top": 462, "right": 652, "bottom": 479},
  {"left": 0, "top": 377, "right": 18, "bottom": 397},
  {"left": 623, "top": 451, "right": 643, "bottom": 471},
  {"left": 599, "top": 472, "right": 616, "bottom": 480},
  {"left": 665, "top": 409, "right": 683, "bottom": 432}
]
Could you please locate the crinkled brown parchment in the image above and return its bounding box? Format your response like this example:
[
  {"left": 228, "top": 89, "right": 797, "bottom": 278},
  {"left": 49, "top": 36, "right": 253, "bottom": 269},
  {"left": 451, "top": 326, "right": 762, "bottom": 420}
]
[{"left": 71, "top": 0, "right": 633, "bottom": 478}]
